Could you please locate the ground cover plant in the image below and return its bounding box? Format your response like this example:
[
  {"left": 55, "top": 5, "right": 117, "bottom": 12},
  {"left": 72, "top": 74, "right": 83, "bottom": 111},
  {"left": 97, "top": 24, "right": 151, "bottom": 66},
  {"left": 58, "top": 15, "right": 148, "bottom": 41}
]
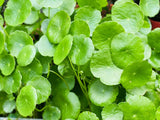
[{"left": 0, "top": 0, "right": 160, "bottom": 119}]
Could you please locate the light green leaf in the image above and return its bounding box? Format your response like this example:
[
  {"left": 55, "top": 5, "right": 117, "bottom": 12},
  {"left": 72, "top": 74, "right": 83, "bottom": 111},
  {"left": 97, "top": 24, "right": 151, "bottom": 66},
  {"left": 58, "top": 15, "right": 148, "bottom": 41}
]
[
  {"left": 74, "top": 6, "right": 101, "bottom": 35},
  {"left": 0, "top": 0, "right": 4, "bottom": 6},
  {"left": 121, "top": 61, "right": 152, "bottom": 90},
  {"left": 3, "top": 69, "right": 22, "bottom": 94},
  {"left": 27, "top": 75, "right": 51, "bottom": 104},
  {"left": 102, "top": 104, "right": 123, "bottom": 120},
  {"left": 24, "top": 9, "right": 39, "bottom": 24},
  {"left": 88, "top": 80, "right": 119, "bottom": 107},
  {"left": 111, "top": 32, "right": 144, "bottom": 69},
  {"left": 54, "top": 35, "right": 73, "bottom": 65},
  {"left": 0, "top": 54, "right": 15, "bottom": 76},
  {"left": 112, "top": 2, "right": 144, "bottom": 33},
  {"left": 16, "top": 85, "right": 37, "bottom": 117},
  {"left": 92, "top": 21, "right": 124, "bottom": 50},
  {"left": 78, "top": 111, "right": 99, "bottom": 120},
  {"left": 0, "top": 75, "right": 3, "bottom": 91},
  {"left": 41, "top": 19, "right": 50, "bottom": 34},
  {"left": 0, "top": 31, "right": 5, "bottom": 54},
  {"left": 90, "top": 48, "right": 122, "bottom": 85},
  {"left": 7, "top": 30, "right": 33, "bottom": 57},
  {"left": 47, "top": 11, "right": 71, "bottom": 44},
  {"left": 17, "top": 45, "right": 36, "bottom": 66},
  {"left": 69, "top": 20, "right": 90, "bottom": 37},
  {"left": 36, "top": 35, "right": 56, "bottom": 57},
  {"left": 43, "top": 106, "right": 61, "bottom": 120},
  {"left": 156, "top": 106, "right": 160, "bottom": 120},
  {"left": 4, "top": 0, "right": 32, "bottom": 26},
  {"left": 140, "top": 0, "right": 159, "bottom": 17},
  {"left": 139, "top": 17, "right": 151, "bottom": 35},
  {"left": 69, "top": 35, "right": 94, "bottom": 65},
  {"left": 35, "top": 0, "right": 63, "bottom": 8},
  {"left": 3, "top": 99, "right": 16, "bottom": 113},
  {"left": 0, "top": 15, "right": 4, "bottom": 26},
  {"left": 149, "top": 51, "right": 160, "bottom": 70}
]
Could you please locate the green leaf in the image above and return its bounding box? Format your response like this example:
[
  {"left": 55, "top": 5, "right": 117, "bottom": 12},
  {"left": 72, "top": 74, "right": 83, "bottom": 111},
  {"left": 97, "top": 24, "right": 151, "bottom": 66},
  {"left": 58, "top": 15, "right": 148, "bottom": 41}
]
[
  {"left": 43, "top": 106, "right": 61, "bottom": 120},
  {"left": 111, "top": 32, "right": 144, "bottom": 69},
  {"left": 0, "top": 54, "right": 15, "bottom": 76},
  {"left": 5, "top": 25, "right": 28, "bottom": 34},
  {"left": 92, "top": 21, "right": 124, "bottom": 50},
  {"left": 69, "top": 35, "right": 94, "bottom": 65},
  {"left": 156, "top": 106, "right": 160, "bottom": 120},
  {"left": 0, "top": 31, "right": 5, "bottom": 54},
  {"left": 0, "top": 75, "right": 3, "bottom": 91},
  {"left": 121, "top": 61, "right": 152, "bottom": 90},
  {"left": 4, "top": 0, "right": 32, "bottom": 26},
  {"left": 52, "top": 92, "right": 80, "bottom": 120},
  {"left": 0, "top": 0, "right": 4, "bottom": 6},
  {"left": 74, "top": 6, "right": 101, "bottom": 35},
  {"left": 112, "top": 2, "right": 144, "bottom": 33},
  {"left": 27, "top": 75, "right": 51, "bottom": 104},
  {"left": 24, "top": 9, "right": 39, "bottom": 24},
  {"left": 17, "top": 45, "right": 36, "bottom": 66},
  {"left": 102, "top": 104, "right": 123, "bottom": 120},
  {"left": 140, "top": 0, "right": 159, "bottom": 17},
  {"left": 69, "top": 20, "right": 90, "bottom": 37},
  {"left": 54, "top": 35, "right": 73, "bottom": 65},
  {"left": 3, "top": 99, "right": 16, "bottom": 113},
  {"left": 149, "top": 51, "right": 160, "bottom": 70},
  {"left": 119, "top": 95, "right": 156, "bottom": 120},
  {"left": 35, "top": 0, "right": 63, "bottom": 8},
  {"left": 17, "top": 58, "right": 42, "bottom": 84},
  {"left": 3, "top": 69, "right": 22, "bottom": 94},
  {"left": 0, "top": 15, "right": 4, "bottom": 26},
  {"left": 88, "top": 80, "right": 119, "bottom": 107},
  {"left": 41, "top": 19, "right": 50, "bottom": 34},
  {"left": 139, "top": 17, "right": 151, "bottom": 35},
  {"left": 148, "top": 28, "right": 160, "bottom": 52},
  {"left": 16, "top": 85, "right": 37, "bottom": 117},
  {"left": 47, "top": 11, "right": 71, "bottom": 44},
  {"left": 36, "top": 35, "right": 56, "bottom": 57},
  {"left": 7, "top": 30, "right": 33, "bottom": 57},
  {"left": 0, "top": 92, "right": 7, "bottom": 114},
  {"left": 90, "top": 48, "right": 122, "bottom": 85},
  {"left": 78, "top": 111, "right": 99, "bottom": 120}
]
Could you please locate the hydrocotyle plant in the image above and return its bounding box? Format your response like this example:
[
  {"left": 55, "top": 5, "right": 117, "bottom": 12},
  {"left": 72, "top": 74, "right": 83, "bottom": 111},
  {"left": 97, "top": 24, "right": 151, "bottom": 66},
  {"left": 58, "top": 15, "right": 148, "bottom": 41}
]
[{"left": 0, "top": 0, "right": 160, "bottom": 120}]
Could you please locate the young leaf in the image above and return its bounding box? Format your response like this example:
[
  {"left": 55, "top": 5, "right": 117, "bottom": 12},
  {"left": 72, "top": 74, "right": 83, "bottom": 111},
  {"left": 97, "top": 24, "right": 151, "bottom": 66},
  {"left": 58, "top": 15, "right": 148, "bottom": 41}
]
[
  {"left": 74, "top": 6, "right": 101, "bottom": 35},
  {"left": 69, "top": 20, "right": 90, "bottom": 37},
  {"left": 54, "top": 35, "right": 73, "bottom": 65},
  {"left": 0, "top": 54, "right": 15, "bottom": 76},
  {"left": 4, "top": 0, "right": 32, "bottom": 26},
  {"left": 0, "top": 31, "right": 5, "bottom": 54},
  {"left": 102, "top": 104, "right": 123, "bottom": 120},
  {"left": 92, "top": 21, "right": 124, "bottom": 50},
  {"left": 69, "top": 35, "right": 94, "bottom": 65},
  {"left": 120, "top": 61, "right": 152, "bottom": 90},
  {"left": 43, "top": 106, "right": 61, "bottom": 120},
  {"left": 3, "top": 69, "right": 22, "bottom": 94},
  {"left": 88, "top": 80, "right": 119, "bottom": 107},
  {"left": 7, "top": 30, "right": 33, "bottom": 57},
  {"left": 27, "top": 75, "right": 51, "bottom": 104},
  {"left": 47, "top": 11, "right": 71, "bottom": 44},
  {"left": 17, "top": 45, "right": 36, "bottom": 66},
  {"left": 140, "top": 0, "right": 159, "bottom": 17},
  {"left": 16, "top": 85, "right": 37, "bottom": 117},
  {"left": 78, "top": 111, "right": 99, "bottom": 120},
  {"left": 112, "top": 2, "right": 144, "bottom": 33},
  {"left": 111, "top": 32, "right": 144, "bottom": 69}
]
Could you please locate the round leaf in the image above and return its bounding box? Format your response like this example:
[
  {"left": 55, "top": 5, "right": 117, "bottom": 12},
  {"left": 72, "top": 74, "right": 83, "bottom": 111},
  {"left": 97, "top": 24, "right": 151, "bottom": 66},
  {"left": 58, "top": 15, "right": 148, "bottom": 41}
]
[
  {"left": 148, "top": 28, "right": 160, "bottom": 52},
  {"left": 121, "top": 61, "right": 152, "bottom": 90},
  {"left": 111, "top": 32, "right": 144, "bottom": 69},
  {"left": 16, "top": 85, "right": 37, "bottom": 117},
  {"left": 43, "top": 106, "right": 61, "bottom": 120},
  {"left": 156, "top": 106, "right": 160, "bottom": 120},
  {"left": 3, "top": 100, "right": 16, "bottom": 113},
  {"left": 35, "top": 0, "right": 63, "bottom": 8},
  {"left": 0, "top": 54, "right": 15, "bottom": 76},
  {"left": 69, "top": 20, "right": 90, "bottom": 37},
  {"left": 0, "top": 75, "right": 3, "bottom": 91},
  {"left": 3, "top": 69, "right": 22, "bottom": 94},
  {"left": 54, "top": 35, "right": 73, "bottom": 65},
  {"left": 24, "top": 9, "right": 39, "bottom": 24},
  {"left": 78, "top": 111, "right": 99, "bottom": 120},
  {"left": 90, "top": 48, "right": 122, "bottom": 85},
  {"left": 17, "top": 45, "right": 36, "bottom": 66},
  {"left": 0, "top": 31, "right": 5, "bottom": 54},
  {"left": 92, "top": 21, "right": 124, "bottom": 49},
  {"left": 102, "top": 104, "right": 123, "bottom": 120},
  {"left": 74, "top": 6, "right": 101, "bottom": 35},
  {"left": 112, "top": 2, "right": 144, "bottom": 33},
  {"left": 27, "top": 75, "right": 51, "bottom": 104},
  {"left": 41, "top": 19, "right": 50, "bottom": 34},
  {"left": 149, "top": 51, "right": 160, "bottom": 70},
  {"left": 47, "top": 11, "right": 71, "bottom": 44},
  {"left": 88, "top": 80, "right": 119, "bottom": 107},
  {"left": 0, "top": 92, "right": 8, "bottom": 114},
  {"left": 69, "top": 35, "right": 94, "bottom": 65},
  {"left": 4, "top": 0, "right": 32, "bottom": 26},
  {"left": 7, "top": 31, "right": 33, "bottom": 57},
  {"left": 140, "top": 0, "right": 159, "bottom": 17}
]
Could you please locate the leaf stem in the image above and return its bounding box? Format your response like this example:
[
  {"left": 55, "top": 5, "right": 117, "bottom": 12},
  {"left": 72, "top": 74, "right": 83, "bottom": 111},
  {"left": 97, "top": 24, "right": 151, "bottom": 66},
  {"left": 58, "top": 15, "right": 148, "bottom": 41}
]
[{"left": 35, "top": 105, "right": 48, "bottom": 112}]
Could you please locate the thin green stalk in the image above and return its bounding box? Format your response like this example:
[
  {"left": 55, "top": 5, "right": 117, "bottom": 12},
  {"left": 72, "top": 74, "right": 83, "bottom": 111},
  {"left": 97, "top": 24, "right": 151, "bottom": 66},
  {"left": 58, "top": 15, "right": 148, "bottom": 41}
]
[{"left": 35, "top": 105, "right": 48, "bottom": 112}]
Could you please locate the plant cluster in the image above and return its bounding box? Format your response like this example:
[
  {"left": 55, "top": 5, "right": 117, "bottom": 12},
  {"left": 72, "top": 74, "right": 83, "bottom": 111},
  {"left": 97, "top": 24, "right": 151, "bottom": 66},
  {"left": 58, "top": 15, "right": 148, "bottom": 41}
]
[{"left": 0, "top": 0, "right": 160, "bottom": 119}]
